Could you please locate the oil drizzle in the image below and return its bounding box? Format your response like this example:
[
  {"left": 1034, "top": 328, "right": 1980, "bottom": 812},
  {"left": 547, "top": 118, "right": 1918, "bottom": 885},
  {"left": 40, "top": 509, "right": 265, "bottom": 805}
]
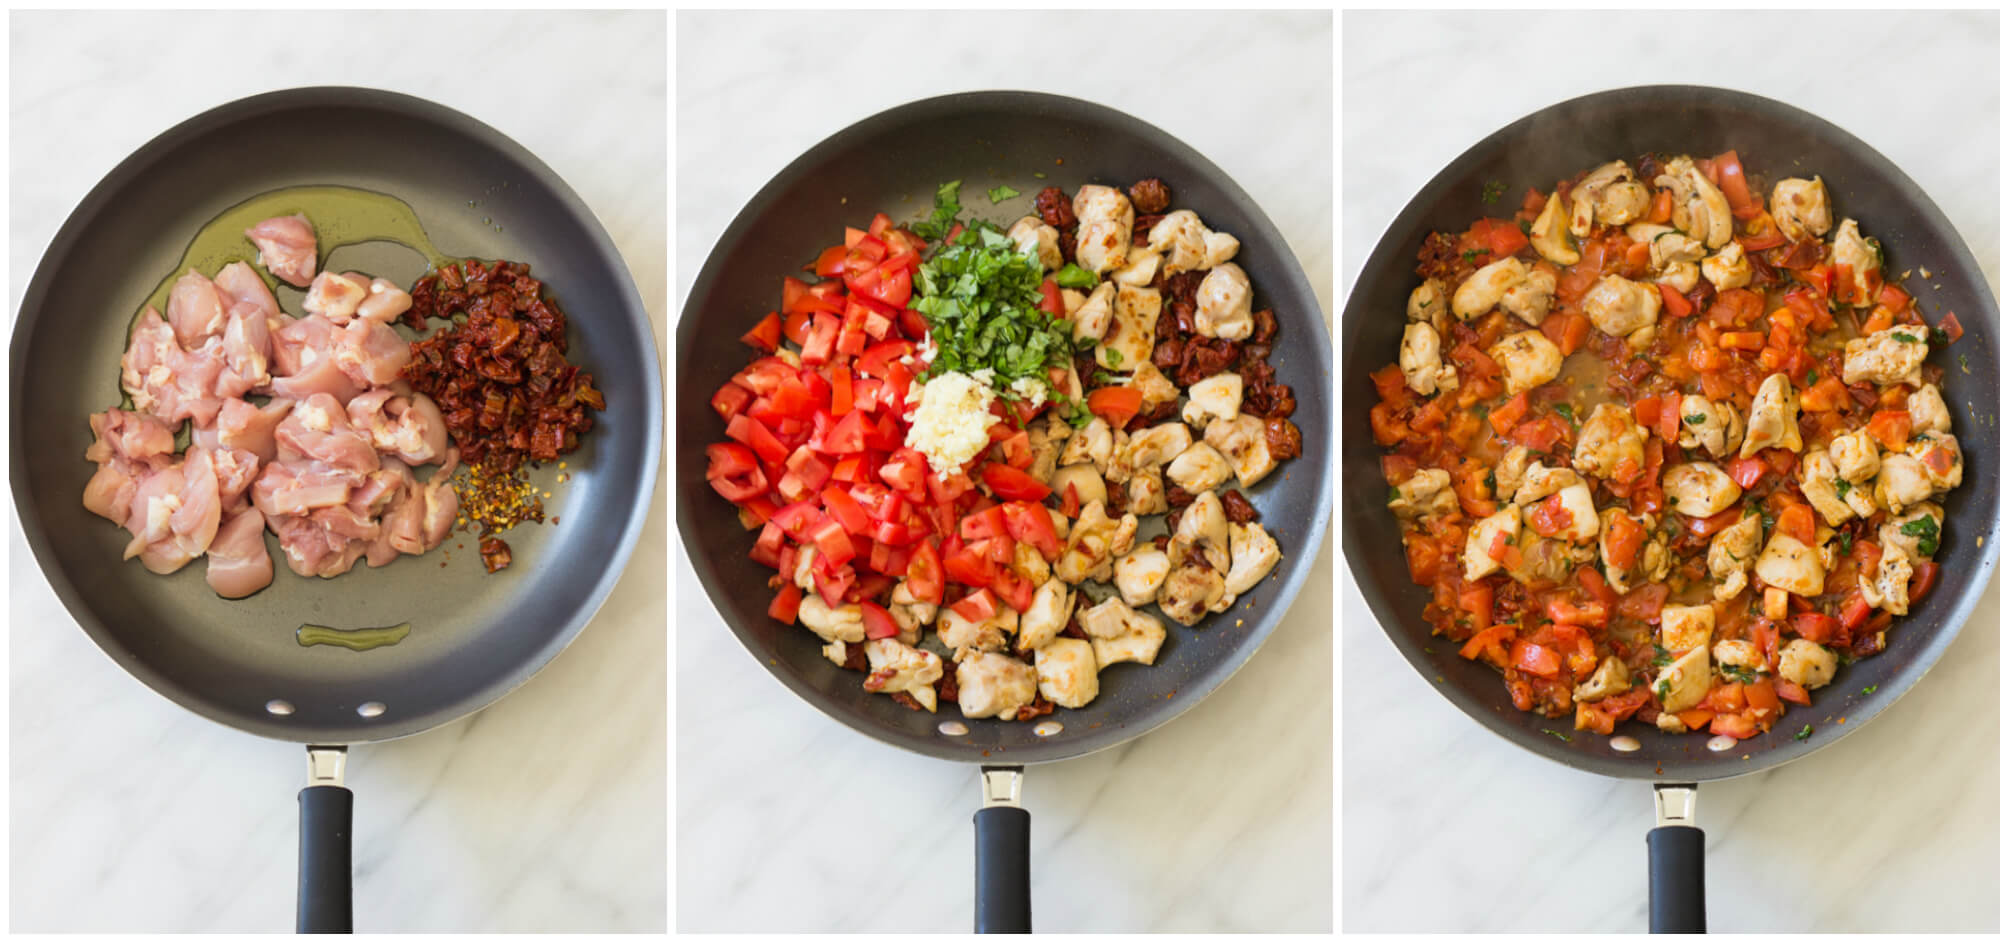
[
  {"left": 296, "top": 621, "right": 412, "bottom": 652},
  {"left": 135, "top": 184, "right": 452, "bottom": 326}
]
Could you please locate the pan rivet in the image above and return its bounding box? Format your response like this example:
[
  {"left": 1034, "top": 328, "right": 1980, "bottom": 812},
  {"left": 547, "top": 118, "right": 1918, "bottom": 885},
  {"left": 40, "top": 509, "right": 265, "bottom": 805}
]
[
  {"left": 1032, "top": 721, "right": 1063, "bottom": 737},
  {"left": 1705, "top": 735, "right": 1737, "bottom": 753},
  {"left": 1609, "top": 735, "right": 1640, "bottom": 753},
  {"left": 357, "top": 701, "right": 387, "bottom": 719},
  {"left": 266, "top": 699, "right": 295, "bottom": 716},
  {"left": 938, "top": 720, "right": 969, "bottom": 736}
]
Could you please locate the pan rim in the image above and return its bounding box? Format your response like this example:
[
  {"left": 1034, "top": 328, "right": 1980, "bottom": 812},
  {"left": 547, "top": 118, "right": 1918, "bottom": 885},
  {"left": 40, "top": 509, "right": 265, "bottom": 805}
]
[
  {"left": 1341, "top": 82, "right": 2000, "bottom": 782},
  {"left": 676, "top": 88, "right": 1334, "bottom": 765},
  {"left": 9, "top": 84, "right": 664, "bottom": 744}
]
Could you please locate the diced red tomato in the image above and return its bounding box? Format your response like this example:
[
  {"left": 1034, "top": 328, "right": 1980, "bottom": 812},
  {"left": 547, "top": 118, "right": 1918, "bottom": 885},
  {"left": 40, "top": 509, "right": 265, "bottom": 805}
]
[
  {"left": 705, "top": 442, "right": 767, "bottom": 503},
  {"left": 1086, "top": 386, "right": 1144, "bottom": 428},
  {"left": 741, "top": 311, "right": 782, "bottom": 352},
  {"left": 711, "top": 382, "right": 754, "bottom": 423},
  {"left": 981, "top": 463, "right": 1052, "bottom": 501},
  {"left": 768, "top": 584, "right": 803, "bottom": 624},
  {"left": 906, "top": 540, "right": 945, "bottom": 605},
  {"left": 949, "top": 588, "right": 1000, "bottom": 623},
  {"left": 1726, "top": 456, "right": 1769, "bottom": 489},
  {"left": 1037, "top": 278, "right": 1063, "bottom": 316},
  {"left": 1511, "top": 640, "right": 1562, "bottom": 678},
  {"left": 859, "top": 601, "right": 901, "bottom": 640},
  {"left": 810, "top": 519, "right": 856, "bottom": 567},
  {"left": 1002, "top": 501, "right": 1064, "bottom": 560}
]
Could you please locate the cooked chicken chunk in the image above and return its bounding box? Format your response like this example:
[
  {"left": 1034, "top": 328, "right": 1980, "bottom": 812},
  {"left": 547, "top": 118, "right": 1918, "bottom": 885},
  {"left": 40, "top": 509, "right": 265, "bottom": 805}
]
[
  {"left": 1662, "top": 462, "right": 1742, "bottom": 517},
  {"left": 1713, "top": 639, "right": 1765, "bottom": 677},
  {"left": 1158, "top": 562, "right": 1227, "bottom": 625},
  {"left": 957, "top": 652, "right": 1038, "bottom": 720},
  {"left": 1656, "top": 156, "right": 1734, "bottom": 248},
  {"left": 1400, "top": 321, "right": 1457, "bottom": 396},
  {"left": 1075, "top": 595, "right": 1167, "bottom": 667},
  {"left": 1453, "top": 258, "right": 1529, "bottom": 321},
  {"left": 1035, "top": 638, "right": 1099, "bottom": 709},
  {"left": 1740, "top": 373, "right": 1803, "bottom": 458},
  {"left": 1776, "top": 639, "right": 1838, "bottom": 690},
  {"left": 1676, "top": 394, "right": 1744, "bottom": 458},
  {"left": 1569, "top": 160, "right": 1652, "bottom": 236},
  {"left": 1387, "top": 468, "right": 1456, "bottom": 522},
  {"left": 1842, "top": 326, "right": 1930, "bottom": 386},
  {"left": 1529, "top": 192, "right": 1580, "bottom": 266},
  {"left": 1659, "top": 603, "right": 1716, "bottom": 654},
  {"left": 1573, "top": 655, "right": 1633, "bottom": 702},
  {"left": 1165, "top": 441, "right": 1233, "bottom": 494},
  {"left": 1828, "top": 428, "right": 1882, "bottom": 482},
  {"left": 1599, "top": 507, "right": 1670, "bottom": 594},
  {"left": 1873, "top": 453, "right": 1934, "bottom": 513},
  {"left": 1880, "top": 503, "right": 1944, "bottom": 563},
  {"left": 1908, "top": 384, "right": 1952, "bottom": 434},
  {"left": 1169, "top": 491, "right": 1230, "bottom": 572},
  {"left": 1016, "top": 578, "right": 1074, "bottom": 652},
  {"left": 1072, "top": 184, "right": 1133, "bottom": 275},
  {"left": 1463, "top": 506, "right": 1522, "bottom": 581},
  {"left": 1181, "top": 372, "right": 1245, "bottom": 427},
  {"left": 1127, "top": 362, "right": 1181, "bottom": 411},
  {"left": 1407, "top": 277, "right": 1451, "bottom": 334},
  {"left": 1828, "top": 218, "right": 1880, "bottom": 305},
  {"left": 1125, "top": 468, "right": 1169, "bottom": 515},
  {"left": 1195, "top": 263, "right": 1254, "bottom": 340},
  {"left": 1708, "top": 512, "right": 1762, "bottom": 601},
  {"left": 1907, "top": 430, "right": 1963, "bottom": 492},
  {"left": 1770, "top": 177, "right": 1833, "bottom": 242},
  {"left": 1223, "top": 521, "right": 1282, "bottom": 601},
  {"left": 1055, "top": 501, "right": 1125, "bottom": 584},
  {"left": 1059, "top": 416, "right": 1118, "bottom": 475},
  {"left": 1798, "top": 450, "right": 1860, "bottom": 527},
  {"left": 862, "top": 639, "right": 944, "bottom": 712},
  {"left": 1583, "top": 274, "right": 1661, "bottom": 343},
  {"left": 1754, "top": 533, "right": 1826, "bottom": 596},
  {"left": 1625, "top": 222, "right": 1706, "bottom": 270},
  {"left": 938, "top": 595, "right": 1017, "bottom": 655},
  {"left": 1203, "top": 413, "right": 1278, "bottom": 488},
  {"left": 1653, "top": 645, "right": 1712, "bottom": 713},
  {"left": 1486, "top": 329, "right": 1564, "bottom": 396},
  {"left": 1100, "top": 284, "right": 1161, "bottom": 369},
  {"left": 1146, "top": 209, "right": 1237, "bottom": 275},
  {"left": 1120, "top": 422, "right": 1193, "bottom": 476},
  {"left": 1112, "top": 251, "right": 1161, "bottom": 287},
  {"left": 798, "top": 596, "right": 866, "bottom": 643},
  {"left": 1071, "top": 281, "right": 1116, "bottom": 344},
  {"left": 1493, "top": 445, "right": 1533, "bottom": 497},
  {"left": 1500, "top": 267, "right": 1557, "bottom": 326},
  {"left": 1114, "top": 547, "right": 1172, "bottom": 607},
  {"left": 887, "top": 580, "right": 939, "bottom": 647},
  {"left": 1505, "top": 531, "right": 1595, "bottom": 587},
  {"left": 1573, "top": 403, "right": 1648, "bottom": 480},
  {"left": 1701, "top": 241, "right": 1752, "bottom": 292},
  {"left": 1007, "top": 215, "right": 1062, "bottom": 271}
]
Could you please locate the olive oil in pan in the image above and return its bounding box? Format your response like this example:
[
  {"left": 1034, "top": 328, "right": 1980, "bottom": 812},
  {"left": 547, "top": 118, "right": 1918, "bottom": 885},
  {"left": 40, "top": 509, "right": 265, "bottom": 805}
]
[
  {"left": 297, "top": 621, "right": 413, "bottom": 651},
  {"left": 133, "top": 184, "right": 453, "bottom": 325}
]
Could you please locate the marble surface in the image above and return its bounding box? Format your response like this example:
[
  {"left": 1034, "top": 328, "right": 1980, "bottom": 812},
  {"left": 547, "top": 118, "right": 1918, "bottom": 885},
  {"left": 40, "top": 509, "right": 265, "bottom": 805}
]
[
  {"left": 7, "top": 11, "right": 666, "bottom": 931},
  {"left": 1341, "top": 10, "right": 1999, "bottom": 932},
  {"left": 674, "top": 10, "right": 1332, "bottom": 932}
]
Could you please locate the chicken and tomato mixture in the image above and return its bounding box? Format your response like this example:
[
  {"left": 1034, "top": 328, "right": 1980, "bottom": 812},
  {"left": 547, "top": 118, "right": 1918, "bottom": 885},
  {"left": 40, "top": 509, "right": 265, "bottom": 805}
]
[
  {"left": 705, "top": 178, "right": 1298, "bottom": 721},
  {"left": 1371, "top": 151, "right": 1967, "bottom": 740}
]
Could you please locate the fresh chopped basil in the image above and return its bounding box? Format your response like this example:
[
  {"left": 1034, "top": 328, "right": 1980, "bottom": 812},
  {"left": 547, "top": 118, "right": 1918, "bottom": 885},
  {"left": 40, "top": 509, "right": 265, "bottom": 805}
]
[
  {"left": 986, "top": 184, "right": 1020, "bottom": 204},
  {"left": 1484, "top": 469, "right": 1498, "bottom": 494},
  {"left": 1541, "top": 728, "right": 1572, "bottom": 742},
  {"left": 1103, "top": 348, "right": 1123, "bottom": 367},
  {"left": 1388, "top": 486, "right": 1403, "bottom": 503},
  {"left": 1805, "top": 368, "right": 1819, "bottom": 386},
  {"left": 1684, "top": 413, "right": 1707, "bottom": 425},
  {"left": 1892, "top": 331, "right": 1921, "bottom": 344},
  {"left": 1518, "top": 219, "right": 1533, "bottom": 235},
  {"left": 1553, "top": 402, "right": 1576, "bottom": 423},
  {"left": 1833, "top": 478, "right": 1851, "bottom": 499},
  {"left": 1053, "top": 263, "right": 1099, "bottom": 290},
  {"left": 1655, "top": 679, "right": 1673, "bottom": 700},
  {"left": 1898, "top": 514, "right": 1940, "bottom": 554},
  {"left": 909, "top": 201, "right": 1078, "bottom": 400},
  {"left": 1862, "top": 684, "right": 1878, "bottom": 695},
  {"left": 1835, "top": 530, "right": 1853, "bottom": 555},
  {"left": 1651, "top": 643, "right": 1672, "bottom": 668},
  {"left": 1461, "top": 248, "right": 1489, "bottom": 262},
  {"left": 1794, "top": 724, "right": 1812, "bottom": 740},
  {"left": 1721, "top": 664, "right": 1757, "bottom": 684},
  {"left": 1482, "top": 181, "right": 1507, "bottom": 203},
  {"left": 910, "top": 179, "right": 964, "bottom": 240},
  {"left": 1929, "top": 327, "right": 1951, "bottom": 346}
]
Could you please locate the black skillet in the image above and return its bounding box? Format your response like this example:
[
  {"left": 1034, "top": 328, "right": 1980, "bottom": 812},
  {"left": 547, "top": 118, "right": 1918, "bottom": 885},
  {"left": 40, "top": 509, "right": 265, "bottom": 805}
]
[
  {"left": 676, "top": 91, "right": 1333, "bottom": 931},
  {"left": 9, "top": 87, "right": 662, "bottom": 931},
  {"left": 1341, "top": 86, "right": 1999, "bottom": 931}
]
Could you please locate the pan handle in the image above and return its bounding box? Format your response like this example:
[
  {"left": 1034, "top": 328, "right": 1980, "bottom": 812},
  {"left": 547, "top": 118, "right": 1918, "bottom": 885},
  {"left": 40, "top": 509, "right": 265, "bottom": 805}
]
[
  {"left": 973, "top": 765, "right": 1030, "bottom": 933},
  {"left": 298, "top": 745, "right": 353, "bottom": 933},
  {"left": 1647, "top": 783, "right": 1705, "bottom": 933}
]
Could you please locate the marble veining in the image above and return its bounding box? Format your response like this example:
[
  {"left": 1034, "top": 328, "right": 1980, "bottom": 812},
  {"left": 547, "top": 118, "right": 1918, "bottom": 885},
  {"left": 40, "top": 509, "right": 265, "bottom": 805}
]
[
  {"left": 675, "top": 9, "right": 1332, "bottom": 932},
  {"left": 1341, "top": 10, "right": 1998, "bottom": 932},
  {"left": 8, "top": 10, "right": 666, "bottom": 931}
]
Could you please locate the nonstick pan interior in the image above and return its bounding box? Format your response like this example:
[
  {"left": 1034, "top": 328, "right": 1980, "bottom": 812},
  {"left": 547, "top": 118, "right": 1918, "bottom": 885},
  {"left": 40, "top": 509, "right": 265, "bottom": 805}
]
[
  {"left": 10, "top": 87, "right": 662, "bottom": 743},
  {"left": 1341, "top": 85, "right": 1999, "bottom": 781},
  {"left": 676, "top": 91, "right": 1333, "bottom": 764}
]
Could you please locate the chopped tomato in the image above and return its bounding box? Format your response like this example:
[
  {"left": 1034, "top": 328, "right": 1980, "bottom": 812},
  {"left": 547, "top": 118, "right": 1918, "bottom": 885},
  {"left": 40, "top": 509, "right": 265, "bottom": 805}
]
[
  {"left": 1604, "top": 512, "right": 1647, "bottom": 571},
  {"left": 1777, "top": 503, "right": 1817, "bottom": 547},
  {"left": 1001, "top": 501, "right": 1064, "bottom": 560},
  {"left": 741, "top": 311, "right": 782, "bottom": 352},
  {"left": 1867, "top": 410, "right": 1913, "bottom": 451},
  {"left": 949, "top": 588, "right": 1000, "bottom": 623},
  {"left": 1659, "top": 283, "right": 1695, "bottom": 318},
  {"left": 981, "top": 464, "right": 1051, "bottom": 502},
  {"left": 705, "top": 442, "right": 768, "bottom": 503},
  {"left": 1726, "top": 456, "right": 1769, "bottom": 489},
  {"left": 1086, "top": 386, "right": 1145, "bottom": 428},
  {"left": 859, "top": 601, "right": 901, "bottom": 640},
  {"left": 1790, "top": 611, "right": 1838, "bottom": 644},
  {"left": 1511, "top": 640, "right": 1562, "bottom": 679},
  {"left": 768, "top": 584, "right": 803, "bottom": 624},
  {"left": 1909, "top": 561, "right": 1940, "bottom": 603},
  {"left": 1525, "top": 494, "right": 1576, "bottom": 538},
  {"left": 1458, "top": 624, "right": 1516, "bottom": 666},
  {"left": 1938, "top": 311, "right": 1965, "bottom": 342},
  {"left": 906, "top": 540, "right": 946, "bottom": 605}
]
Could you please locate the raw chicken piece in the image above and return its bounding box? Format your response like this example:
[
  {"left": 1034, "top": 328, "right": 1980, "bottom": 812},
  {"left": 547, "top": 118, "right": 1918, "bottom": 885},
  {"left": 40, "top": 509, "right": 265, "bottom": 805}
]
[
  {"left": 268, "top": 513, "right": 366, "bottom": 578},
  {"left": 267, "top": 354, "right": 364, "bottom": 405},
  {"left": 304, "top": 271, "right": 370, "bottom": 323},
  {"left": 210, "top": 446, "right": 262, "bottom": 512},
  {"left": 123, "top": 448, "right": 221, "bottom": 574},
  {"left": 250, "top": 460, "right": 362, "bottom": 517},
  {"left": 215, "top": 397, "right": 295, "bottom": 463},
  {"left": 213, "top": 261, "right": 281, "bottom": 326},
  {"left": 166, "top": 270, "right": 227, "bottom": 349},
  {"left": 333, "top": 317, "right": 412, "bottom": 387},
  {"left": 214, "top": 305, "right": 272, "bottom": 399},
  {"left": 356, "top": 278, "right": 414, "bottom": 324},
  {"left": 364, "top": 458, "right": 423, "bottom": 566},
  {"left": 274, "top": 394, "right": 380, "bottom": 475},
  {"left": 270, "top": 313, "right": 338, "bottom": 377},
  {"left": 420, "top": 448, "right": 460, "bottom": 550},
  {"left": 348, "top": 388, "right": 449, "bottom": 465},
  {"left": 82, "top": 409, "right": 177, "bottom": 524},
  {"left": 121, "top": 306, "right": 226, "bottom": 425},
  {"left": 244, "top": 215, "right": 317, "bottom": 287},
  {"left": 206, "top": 508, "right": 273, "bottom": 598}
]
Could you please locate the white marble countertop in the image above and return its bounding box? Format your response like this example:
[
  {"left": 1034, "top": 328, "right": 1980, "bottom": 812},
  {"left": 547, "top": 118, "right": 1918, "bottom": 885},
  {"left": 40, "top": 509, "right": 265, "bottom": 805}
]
[
  {"left": 1341, "top": 10, "right": 1999, "bottom": 932},
  {"left": 674, "top": 10, "right": 1332, "bottom": 932},
  {"left": 7, "top": 10, "right": 666, "bottom": 931}
]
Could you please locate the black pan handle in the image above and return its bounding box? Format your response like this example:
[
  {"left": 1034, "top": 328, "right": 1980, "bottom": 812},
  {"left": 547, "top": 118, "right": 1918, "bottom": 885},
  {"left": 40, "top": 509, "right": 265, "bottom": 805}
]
[
  {"left": 1648, "top": 783, "right": 1705, "bottom": 933},
  {"left": 298, "top": 745, "right": 353, "bottom": 933},
  {"left": 973, "top": 765, "right": 1030, "bottom": 933}
]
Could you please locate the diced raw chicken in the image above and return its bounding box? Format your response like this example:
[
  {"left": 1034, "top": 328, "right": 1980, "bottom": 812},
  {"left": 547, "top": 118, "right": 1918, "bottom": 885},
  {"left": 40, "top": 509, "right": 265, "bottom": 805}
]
[
  {"left": 366, "top": 458, "right": 425, "bottom": 565},
  {"left": 245, "top": 215, "right": 317, "bottom": 287},
  {"left": 166, "top": 270, "right": 227, "bottom": 349},
  {"left": 213, "top": 261, "right": 281, "bottom": 326},
  {"left": 270, "top": 313, "right": 339, "bottom": 377},
  {"left": 275, "top": 394, "right": 380, "bottom": 474},
  {"left": 419, "top": 448, "right": 460, "bottom": 550},
  {"left": 268, "top": 513, "right": 366, "bottom": 578},
  {"left": 267, "top": 354, "right": 364, "bottom": 405},
  {"left": 251, "top": 460, "right": 365, "bottom": 518},
  {"left": 333, "top": 318, "right": 412, "bottom": 387},
  {"left": 123, "top": 448, "right": 221, "bottom": 575},
  {"left": 82, "top": 409, "right": 177, "bottom": 524},
  {"left": 121, "top": 306, "right": 226, "bottom": 425},
  {"left": 210, "top": 446, "right": 262, "bottom": 512},
  {"left": 347, "top": 388, "right": 448, "bottom": 465},
  {"left": 214, "top": 305, "right": 272, "bottom": 399},
  {"left": 215, "top": 397, "right": 295, "bottom": 463},
  {"left": 356, "top": 278, "right": 414, "bottom": 324},
  {"left": 304, "top": 271, "right": 371, "bottom": 323},
  {"left": 206, "top": 508, "right": 273, "bottom": 598}
]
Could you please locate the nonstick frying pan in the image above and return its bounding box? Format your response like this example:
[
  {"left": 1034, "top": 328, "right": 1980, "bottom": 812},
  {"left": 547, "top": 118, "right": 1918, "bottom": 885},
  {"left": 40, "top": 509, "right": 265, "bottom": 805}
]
[
  {"left": 1341, "top": 85, "right": 1999, "bottom": 931},
  {"left": 9, "top": 87, "right": 662, "bottom": 931},
  {"left": 676, "top": 91, "right": 1333, "bottom": 931}
]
